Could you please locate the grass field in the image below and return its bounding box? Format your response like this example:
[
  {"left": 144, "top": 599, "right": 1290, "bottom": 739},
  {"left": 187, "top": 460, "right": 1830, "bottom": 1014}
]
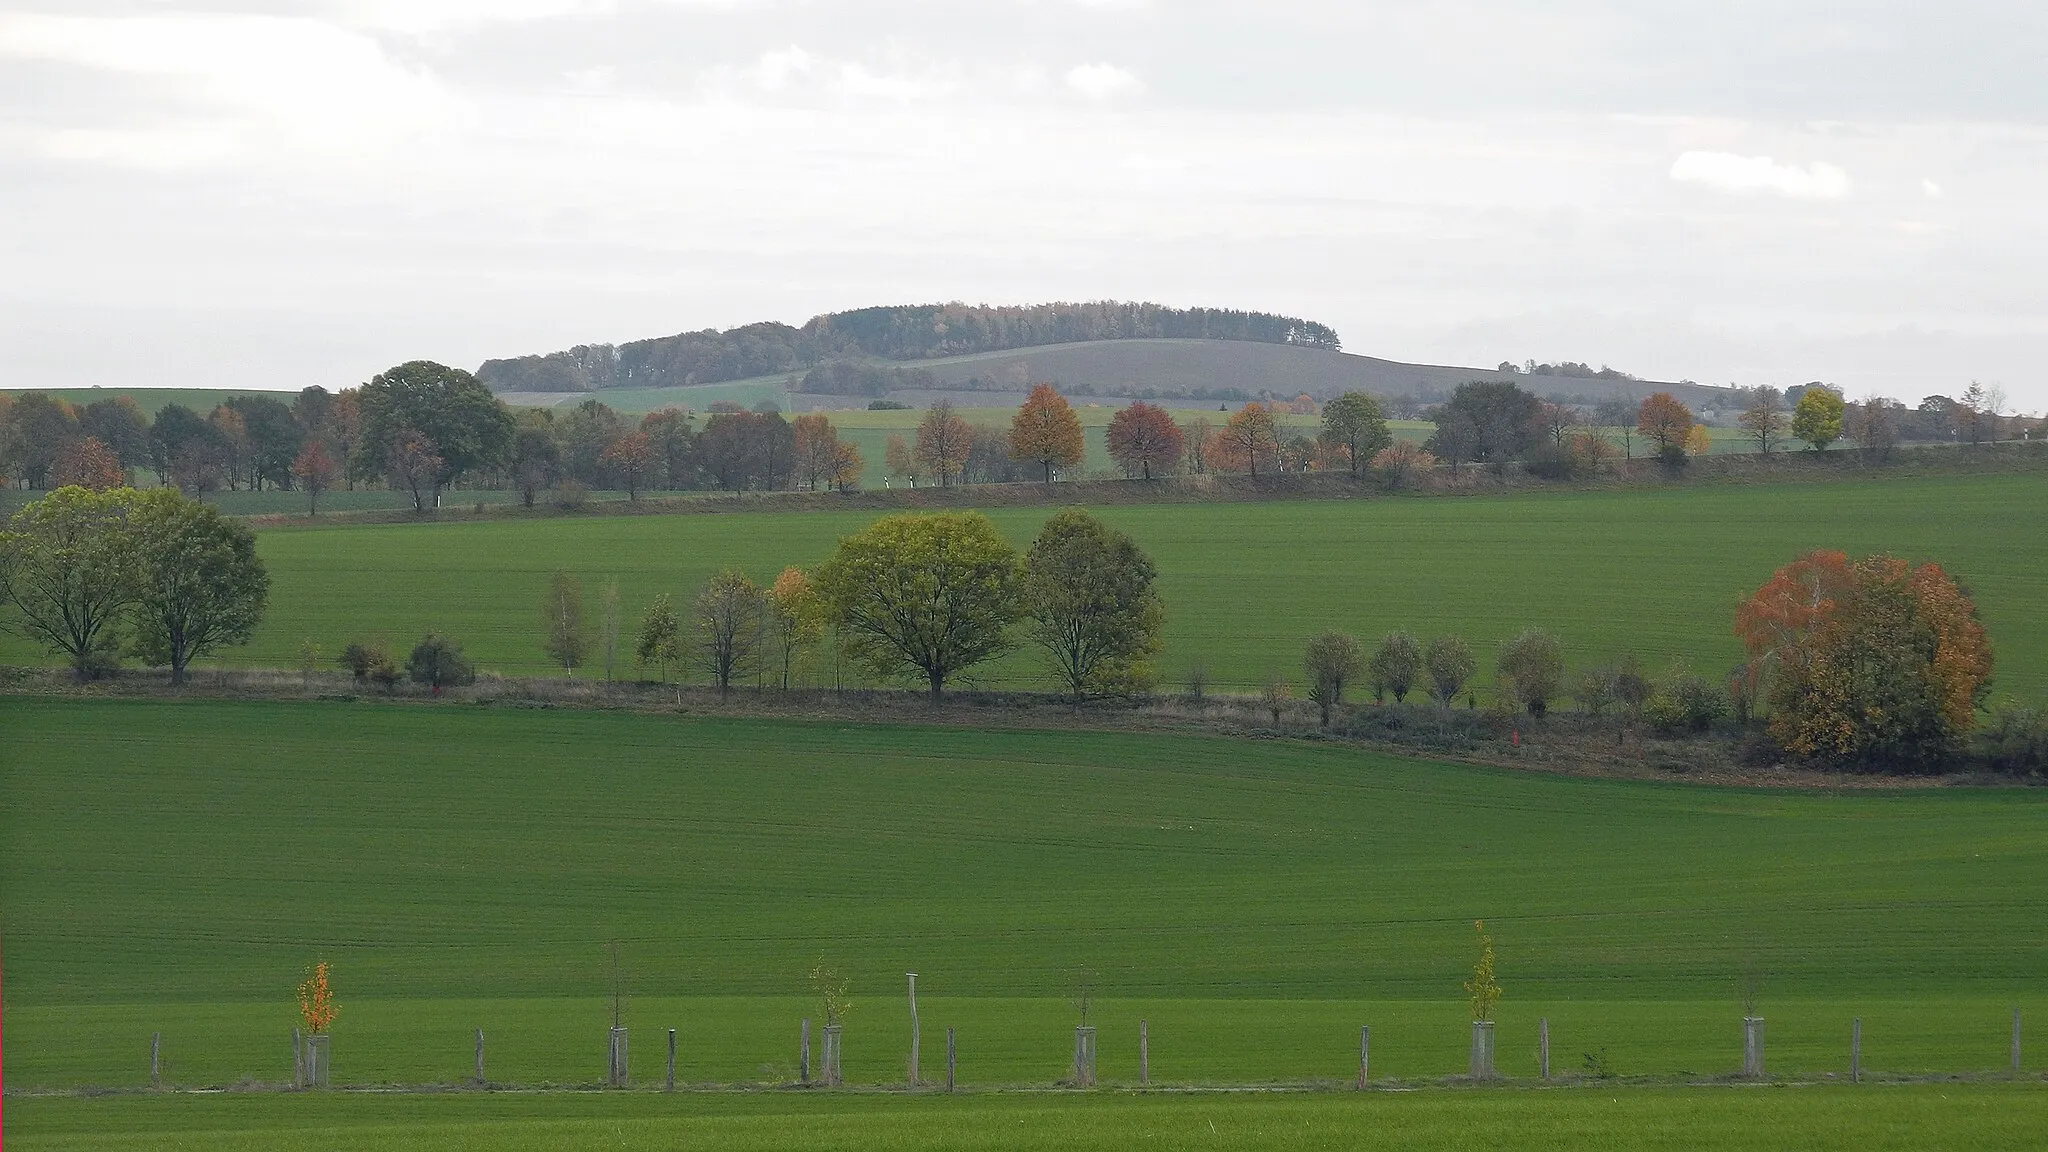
[
  {"left": 5, "top": 698, "right": 2047, "bottom": 1092},
  {"left": 4, "top": 472, "right": 2040, "bottom": 697},
  {"left": 13, "top": 1084, "right": 2048, "bottom": 1152}
]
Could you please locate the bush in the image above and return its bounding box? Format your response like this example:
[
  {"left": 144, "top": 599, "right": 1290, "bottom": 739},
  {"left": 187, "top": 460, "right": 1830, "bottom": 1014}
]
[
  {"left": 1573, "top": 666, "right": 1619, "bottom": 715},
  {"left": 338, "top": 641, "right": 393, "bottom": 686},
  {"left": 554, "top": 480, "right": 589, "bottom": 510},
  {"left": 1976, "top": 702, "right": 2048, "bottom": 775},
  {"left": 1496, "top": 629, "right": 1565, "bottom": 717},
  {"left": 1643, "top": 664, "right": 1726, "bottom": 733},
  {"left": 866, "top": 399, "right": 911, "bottom": 410},
  {"left": 407, "top": 634, "right": 476, "bottom": 690}
]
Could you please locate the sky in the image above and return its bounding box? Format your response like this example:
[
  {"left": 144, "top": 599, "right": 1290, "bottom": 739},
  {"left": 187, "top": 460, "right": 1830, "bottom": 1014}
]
[{"left": 2, "top": 1, "right": 2044, "bottom": 410}]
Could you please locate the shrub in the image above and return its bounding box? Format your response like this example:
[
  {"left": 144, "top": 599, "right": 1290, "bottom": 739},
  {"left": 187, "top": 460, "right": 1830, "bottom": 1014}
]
[
  {"left": 1977, "top": 702, "right": 2048, "bottom": 775},
  {"left": 1573, "top": 666, "right": 1619, "bottom": 715},
  {"left": 338, "top": 641, "right": 393, "bottom": 686},
  {"left": 1643, "top": 663, "right": 1726, "bottom": 733},
  {"left": 1496, "top": 629, "right": 1565, "bottom": 717},
  {"left": 1368, "top": 631, "right": 1422, "bottom": 704},
  {"left": 407, "top": 634, "right": 476, "bottom": 689},
  {"left": 554, "top": 480, "right": 589, "bottom": 510}
]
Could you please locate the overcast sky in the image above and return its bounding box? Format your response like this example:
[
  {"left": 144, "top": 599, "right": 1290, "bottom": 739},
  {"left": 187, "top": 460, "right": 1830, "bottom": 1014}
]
[{"left": 3, "top": 1, "right": 2044, "bottom": 409}]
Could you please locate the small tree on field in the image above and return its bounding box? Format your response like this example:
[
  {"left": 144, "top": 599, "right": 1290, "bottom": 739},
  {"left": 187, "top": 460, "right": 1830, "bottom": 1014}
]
[
  {"left": 1319, "top": 391, "right": 1393, "bottom": 477},
  {"left": 542, "top": 570, "right": 588, "bottom": 677},
  {"left": 1219, "top": 403, "right": 1280, "bottom": 477},
  {"left": 338, "top": 639, "right": 393, "bottom": 685},
  {"left": 817, "top": 512, "right": 1021, "bottom": 700},
  {"left": 1497, "top": 628, "right": 1565, "bottom": 716},
  {"left": 1368, "top": 631, "right": 1422, "bottom": 704},
  {"left": 1739, "top": 385, "right": 1787, "bottom": 456},
  {"left": 297, "top": 961, "right": 337, "bottom": 1034},
  {"left": 1637, "top": 393, "right": 1694, "bottom": 464},
  {"left": 1465, "top": 921, "right": 1501, "bottom": 1022},
  {"left": 1302, "top": 630, "right": 1364, "bottom": 726},
  {"left": 0, "top": 485, "right": 139, "bottom": 680},
  {"left": 127, "top": 488, "right": 270, "bottom": 685},
  {"left": 766, "top": 566, "right": 827, "bottom": 689},
  {"left": 1791, "top": 387, "right": 1844, "bottom": 451},
  {"left": 407, "top": 633, "right": 475, "bottom": 689},
  {"left": 1261, "top": 674, "right": 1291, "bottom": 725},
  {"left": 1008, "top": 384, "right": 1085, "bottom": 484},
  {"left": 1370, "top": 441, "right": 1435, "bottom": 490},
  {"left": 915, "top": 401, "right": 972, "bottom": 487},
  {"left": 1023, "top": 510, "right": 1163, "bottom": 700},
  {"left": 635, "top": 592, "right": 681, "bottom": 682},
  {"left": 1105, "top": 402, "right": 1184, "bottom": 480},
  {"left": 695, "top": 568, "right": 765, "bottom": 694},
  {"left": 1424, "top": 635, "right": 1476, "bottom": 711}
]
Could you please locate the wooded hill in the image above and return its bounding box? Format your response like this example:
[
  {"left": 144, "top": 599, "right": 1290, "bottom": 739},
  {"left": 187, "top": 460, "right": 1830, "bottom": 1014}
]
[{"left": 476, "top": 301, "right": 1341, "bottom": 394}]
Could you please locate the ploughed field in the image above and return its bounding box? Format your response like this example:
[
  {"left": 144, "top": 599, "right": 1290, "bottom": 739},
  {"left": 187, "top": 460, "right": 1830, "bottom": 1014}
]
[
  {"left": 4, "top": 472, "right": 2042, "bottom": 697},
  {"left": 5, "top": 698, "right": 2047, "bottom": 1095}
]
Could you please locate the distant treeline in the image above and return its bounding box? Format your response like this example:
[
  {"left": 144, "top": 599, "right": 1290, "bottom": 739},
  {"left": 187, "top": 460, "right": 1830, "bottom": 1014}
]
[{"left": 477, "top": 302, "right": 1343, "bottom": 393}]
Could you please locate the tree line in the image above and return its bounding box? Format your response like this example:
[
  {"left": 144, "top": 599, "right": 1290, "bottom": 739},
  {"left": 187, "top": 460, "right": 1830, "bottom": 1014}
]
[{"left": 476, "top": 301, "right": 1343, "bottom": 393}]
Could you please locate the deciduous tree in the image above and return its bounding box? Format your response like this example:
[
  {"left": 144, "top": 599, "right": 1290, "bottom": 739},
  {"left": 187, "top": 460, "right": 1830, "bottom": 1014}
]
[
  {"left": 817, "top": 512, "right": 1021, "bottom": 699},
  {"left": 53, "top": 436, "right": 124, "bottom": 491},
  {"left": 1219, "top": 403, "right": 1279, "bottom": 477},
  {"left": 407, "top": 634, "right": 475, "bottom": 690},
  {"left": 355, "top": 361, "right": 514, "bottom": 503},
  {"left": 1368, "top": 631, "right": 1422, "bottom": 704},
  {"left": 127, "top": 489, "right": 270, "bottom": 685},
  {"left": 1023, "top": 510, "right": 1163, "bottom": 700},
  {"left": 1425, "top": 635, "right": 1476, "bottom": 710},
  {"left": 1318, "top": 391, "right": 1394, "bottom": 477},
  {"left": 884, "top": 434, "right": 915, "bottom": 486},
  {"left": 1370, "top": 441, "right": 1435, "bottom": 489},
  {"left": 1636, "top": 392, "right": 1694, "bottom": 458},
  {"left": 0, "top": 485, "right": 139, "bottom": 679},
  {"left": 915, "top": 401, "right": 972, "bottom": 487},
  {"left": 1008, "top": 384, "right": 1085, "bottom": 483},
  {"left": 598, "top": 430, "right": 654, "bottom": 500},
  {"left": 792, "top": 414, "right": 846, "bottom": 491},
  {"left": 635, "top": 592, "right": 682, "bottom": 682},
  {"left": 1739, "top": 386, "right": 1787, "bottom": 455},
  {"left": 1302, "top": 630, "right": 1363, "bottom": 726},
  {"left": 292, "top": 440, "right": 339, "bottom": 515},
  {"left": 1497, "top": 628, "right": 1565, "bottom": 716},
  {"left": 1791, "top": 387, "right": 1844, "bottom": 451},
  {"left": 542, "top": 569, "right": 588, "bottom": 676},
  {"left": 1106, "top": 402, "right": 1184, "bottom": 480},
  {"left": 385, "top": 429, "right": 444, "bottom": 513},
  {"left": 508, "top": 422, "right": 561, "bottom": 508},
  {"left": 695, "top": 568, "right": 765, "bottom": 694},
  {"left": 766, "top": 566, "right": 828, "bottom": 689}
]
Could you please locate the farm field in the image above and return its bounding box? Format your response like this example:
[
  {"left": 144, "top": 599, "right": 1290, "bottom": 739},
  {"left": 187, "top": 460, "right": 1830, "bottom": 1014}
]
[
  {"left": 4, "top": 471, "right": 2041, "bottom": 697},
  {"left": 12, "top": 1084, "right": 2048, "bottom": 1152},
  {"left": 4, "top": 698, "right": 2047, "bottom": 1093}
]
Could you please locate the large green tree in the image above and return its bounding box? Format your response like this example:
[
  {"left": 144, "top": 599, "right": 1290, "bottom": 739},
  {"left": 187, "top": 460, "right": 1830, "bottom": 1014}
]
[
  {"left": 0, "top": 485, "right": 139, "bottom": 679},
  {"left": 1319, "top": 392, "right": 1393, "bottom": 477},
  {"left": 127, "top": 489, "right": 270, "bottom": 685},
  {"left": 818, "top": 512, "right": 1022, "bottom": 699},
  {"left": 1791, "top": 387, "right": 1845, "bottom": 451},
  {"left": 354, "top": 361, "right": 514, "bottom": 506},
  {"left": 1022, "top": 509, "right": 1163, "bottom": 700}
]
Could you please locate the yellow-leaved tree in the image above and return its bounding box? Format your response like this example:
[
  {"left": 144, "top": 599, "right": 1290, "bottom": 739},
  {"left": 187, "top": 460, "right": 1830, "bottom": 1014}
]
[{"left": 1007, "top": 384, "right": 1085, "bottom": 484}]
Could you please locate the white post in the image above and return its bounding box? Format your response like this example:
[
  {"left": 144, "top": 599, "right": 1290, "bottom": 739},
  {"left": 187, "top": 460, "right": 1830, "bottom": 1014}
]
[
  {"left": 1469, "top": 1020, "right": 1496, "bottom": 1079},
  {"left": 1139, "top": 1019, "right": 1149, "bottom": 1086},
  {"left": 1358, "top": 1026, "right": 1370, "bottom": 1089},
  {"left": 608, "top": 1026, "right": 629, "bottom": 1088},
  {"left": 666, "top": 1028, "right": 677, "bottom": 1092},
  {"left": 1742, "top": 1016, "right": 1765, "bottom": 1078},
  {"left": 907, "top": 972, "right": 920, "bottom": 1086}
]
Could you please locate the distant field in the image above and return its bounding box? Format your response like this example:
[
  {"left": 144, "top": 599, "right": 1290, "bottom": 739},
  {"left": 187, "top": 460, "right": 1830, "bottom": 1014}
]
[
  {"left": 13, "top": 1085, "right": 2048, "bottom": 1152},
  {"left": 0, "top": 386, "right": 279, "bottom": 417},
  {"left": 4, "top": 472, "right": 2040, "bottom": 698},
  {"left": 5, "top": 699, "right": 2047, "bottom": 1092}
]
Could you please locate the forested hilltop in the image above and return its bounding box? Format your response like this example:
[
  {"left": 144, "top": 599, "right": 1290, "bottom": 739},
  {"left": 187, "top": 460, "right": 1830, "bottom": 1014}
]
[{"left": 477, "top": 301, "right": 1343, "bottom": 393}]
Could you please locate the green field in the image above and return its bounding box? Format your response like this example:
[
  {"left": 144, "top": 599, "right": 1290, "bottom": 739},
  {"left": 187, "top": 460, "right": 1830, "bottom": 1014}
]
[
  {"left": 5, "top": 472, "right": 2041, "bottom": 697},
  {"left": 13, "top": 1085, "right": 2048, "bottom": 1152},
  {"left": 5, "top": 698, "right": 2047, "bottom": 1094}
]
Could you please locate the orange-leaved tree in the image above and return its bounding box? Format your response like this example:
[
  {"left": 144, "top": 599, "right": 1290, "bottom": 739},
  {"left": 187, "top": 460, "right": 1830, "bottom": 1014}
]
[
  {"left": 1218, "top": 403, "right": 1279, "bottom": 477},
  {"left": 1737, "top": 551, "right": 1992, "bottom": 771},
  {"left": 1008, "top": 384, "right": 1084, "bottom": 483},
  {"left": 1105, "top": 402, "right": 1184, "bottom": 480},
  {"left": 53, "top": 435, "right": 125, "bottom": 491},
  {"left": 297, "top": 961, "right": 337, "bottom": 1033},
  {"left": 1636, "top": 392, "right": 1694, "bottom": 457},
  {"left": 598, "top": 430, "right": 654, "bottom": 500},
  {"left": 792, "top": 414, "right": 842, "bottom": 492}
]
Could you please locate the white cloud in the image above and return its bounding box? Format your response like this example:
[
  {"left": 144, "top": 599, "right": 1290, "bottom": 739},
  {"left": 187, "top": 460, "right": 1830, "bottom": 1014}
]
[
  {"left": 1064, "top": 62, "right": 1143, "bottom": 101},
  {"left": 1922, "top": 177, "right": 1944, "bottom": 198},
  {"left": 752, "top": 46, "right": 814, "bottom": 91},
  {"left": 1669, "top": 151, "right": 1850, "bottom": 199}
]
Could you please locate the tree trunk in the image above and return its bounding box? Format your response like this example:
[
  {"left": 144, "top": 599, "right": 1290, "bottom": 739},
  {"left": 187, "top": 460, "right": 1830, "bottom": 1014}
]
[{"left": 929, "top": 670, "right": 944, "bottom": 701}]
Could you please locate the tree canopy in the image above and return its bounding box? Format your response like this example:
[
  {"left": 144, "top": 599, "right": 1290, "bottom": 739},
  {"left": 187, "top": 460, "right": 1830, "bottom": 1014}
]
[
  {"left": 127, "top": 488, "right": 270, "bottom": 685},
  {"left": 817, "top": 512, "right": 1021, "bottom": 698},
  {"left": 1008, "top": 384, "right": 1085, "bottom": 483},
  {"left": 1022, "top": 509, "right": 1163, "bottom": 700},
  {"left": 355, "top": 360, "right": 515, "bottom": 503},
  {"left": 1319, "top": 392, "right": 1393, "bottom": 476}
]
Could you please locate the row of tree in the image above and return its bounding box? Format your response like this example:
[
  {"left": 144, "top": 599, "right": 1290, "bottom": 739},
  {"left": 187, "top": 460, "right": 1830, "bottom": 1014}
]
[
  {"left": 1295, "top": 549, "right": 1996, "bottom": 772},
  {"left": 0, "top": 487, "right": 269, "bottom": 683},
  {"left": 517, "top": 510, "right": 1163, "bottom": 701}
]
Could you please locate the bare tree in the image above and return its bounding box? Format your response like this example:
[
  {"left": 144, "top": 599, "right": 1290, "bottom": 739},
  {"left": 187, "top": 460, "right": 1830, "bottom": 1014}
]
[
  {"left": 694, "top": 568, "right": 764, "bottom": 694},
  {"left": 1738, "top": 386, "right": 1787, "bottom": 455}
]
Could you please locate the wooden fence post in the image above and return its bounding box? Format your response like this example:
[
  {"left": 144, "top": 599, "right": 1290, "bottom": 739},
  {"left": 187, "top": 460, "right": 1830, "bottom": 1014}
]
[
  {"left": 946, "top": 1026, "right": 956, "bottom": 1092},
  {"left": 907, "top": 973, "right": 920, "bottom": 1087},
  {"left": 1139, "top": 1019, "right": 1150, "bottom": 1086},
  {"left": 292, "top": 1027, "right": 303, "bottom": 1089},
  {"left": 2013, "top": 1008, "right": 2023, "bottom": 1074},
  {"left": 475, "top": 1028, "right": 486, "bottom": 1087},
  {"left": 801, "top": 1018, "right": 811, "bottom": 1085},
  {"left": 1538, "top": 1018, "right": 1550, "bottom": 1080},
  {"left": 151, "top": 1032, "right": 161, "bottom": 1088},
  {"left": 667, "top": 1028, "right": 677, "bottom": 1092},
  {"left": 1850, "top": 1018, "right": 1861, "bottom": 1083},
  {"left": 1358, "top": 1026, "right": 1370, "bottom": 1089}
]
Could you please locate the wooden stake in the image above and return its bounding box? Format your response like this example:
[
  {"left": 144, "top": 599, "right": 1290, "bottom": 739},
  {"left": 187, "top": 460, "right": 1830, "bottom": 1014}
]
[
  {"left": 475, "top": 1028, "right": 485, "bottom": 1087},
  {"left": 907, "top": 972, "right": 920, "bottom": 1086},
  {"left": 151, "top": 1031, "right": 161, "bottom": 1088},
  {"left": 667, "top": 1028, "right": 677, "bottom": 1092},
  {"left": 800, "top": 1018, "right": 811, "bottom": 1085},
  {"left": 2013, "top": 1007, "right": 2023, "bottom": 1074},
  {"left": 946, "top": 1026, "right": 956, "bottom": 1092},
  {"left": 1139, "top": 1019, "right": 1150, "bottom": 1086},
  {"left": 1538, "top": 1017, "right": 1550, "bottom": 1080},
  {"left": 1358, "top": 1026, "right": 1370, "bottom": 1089},
  {"left": 292, "top": 1027, "right": 303, "bottom": 1089},
  {"left": 1851, "top": 1018, "right": 1861, "bottom": 1084}
]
